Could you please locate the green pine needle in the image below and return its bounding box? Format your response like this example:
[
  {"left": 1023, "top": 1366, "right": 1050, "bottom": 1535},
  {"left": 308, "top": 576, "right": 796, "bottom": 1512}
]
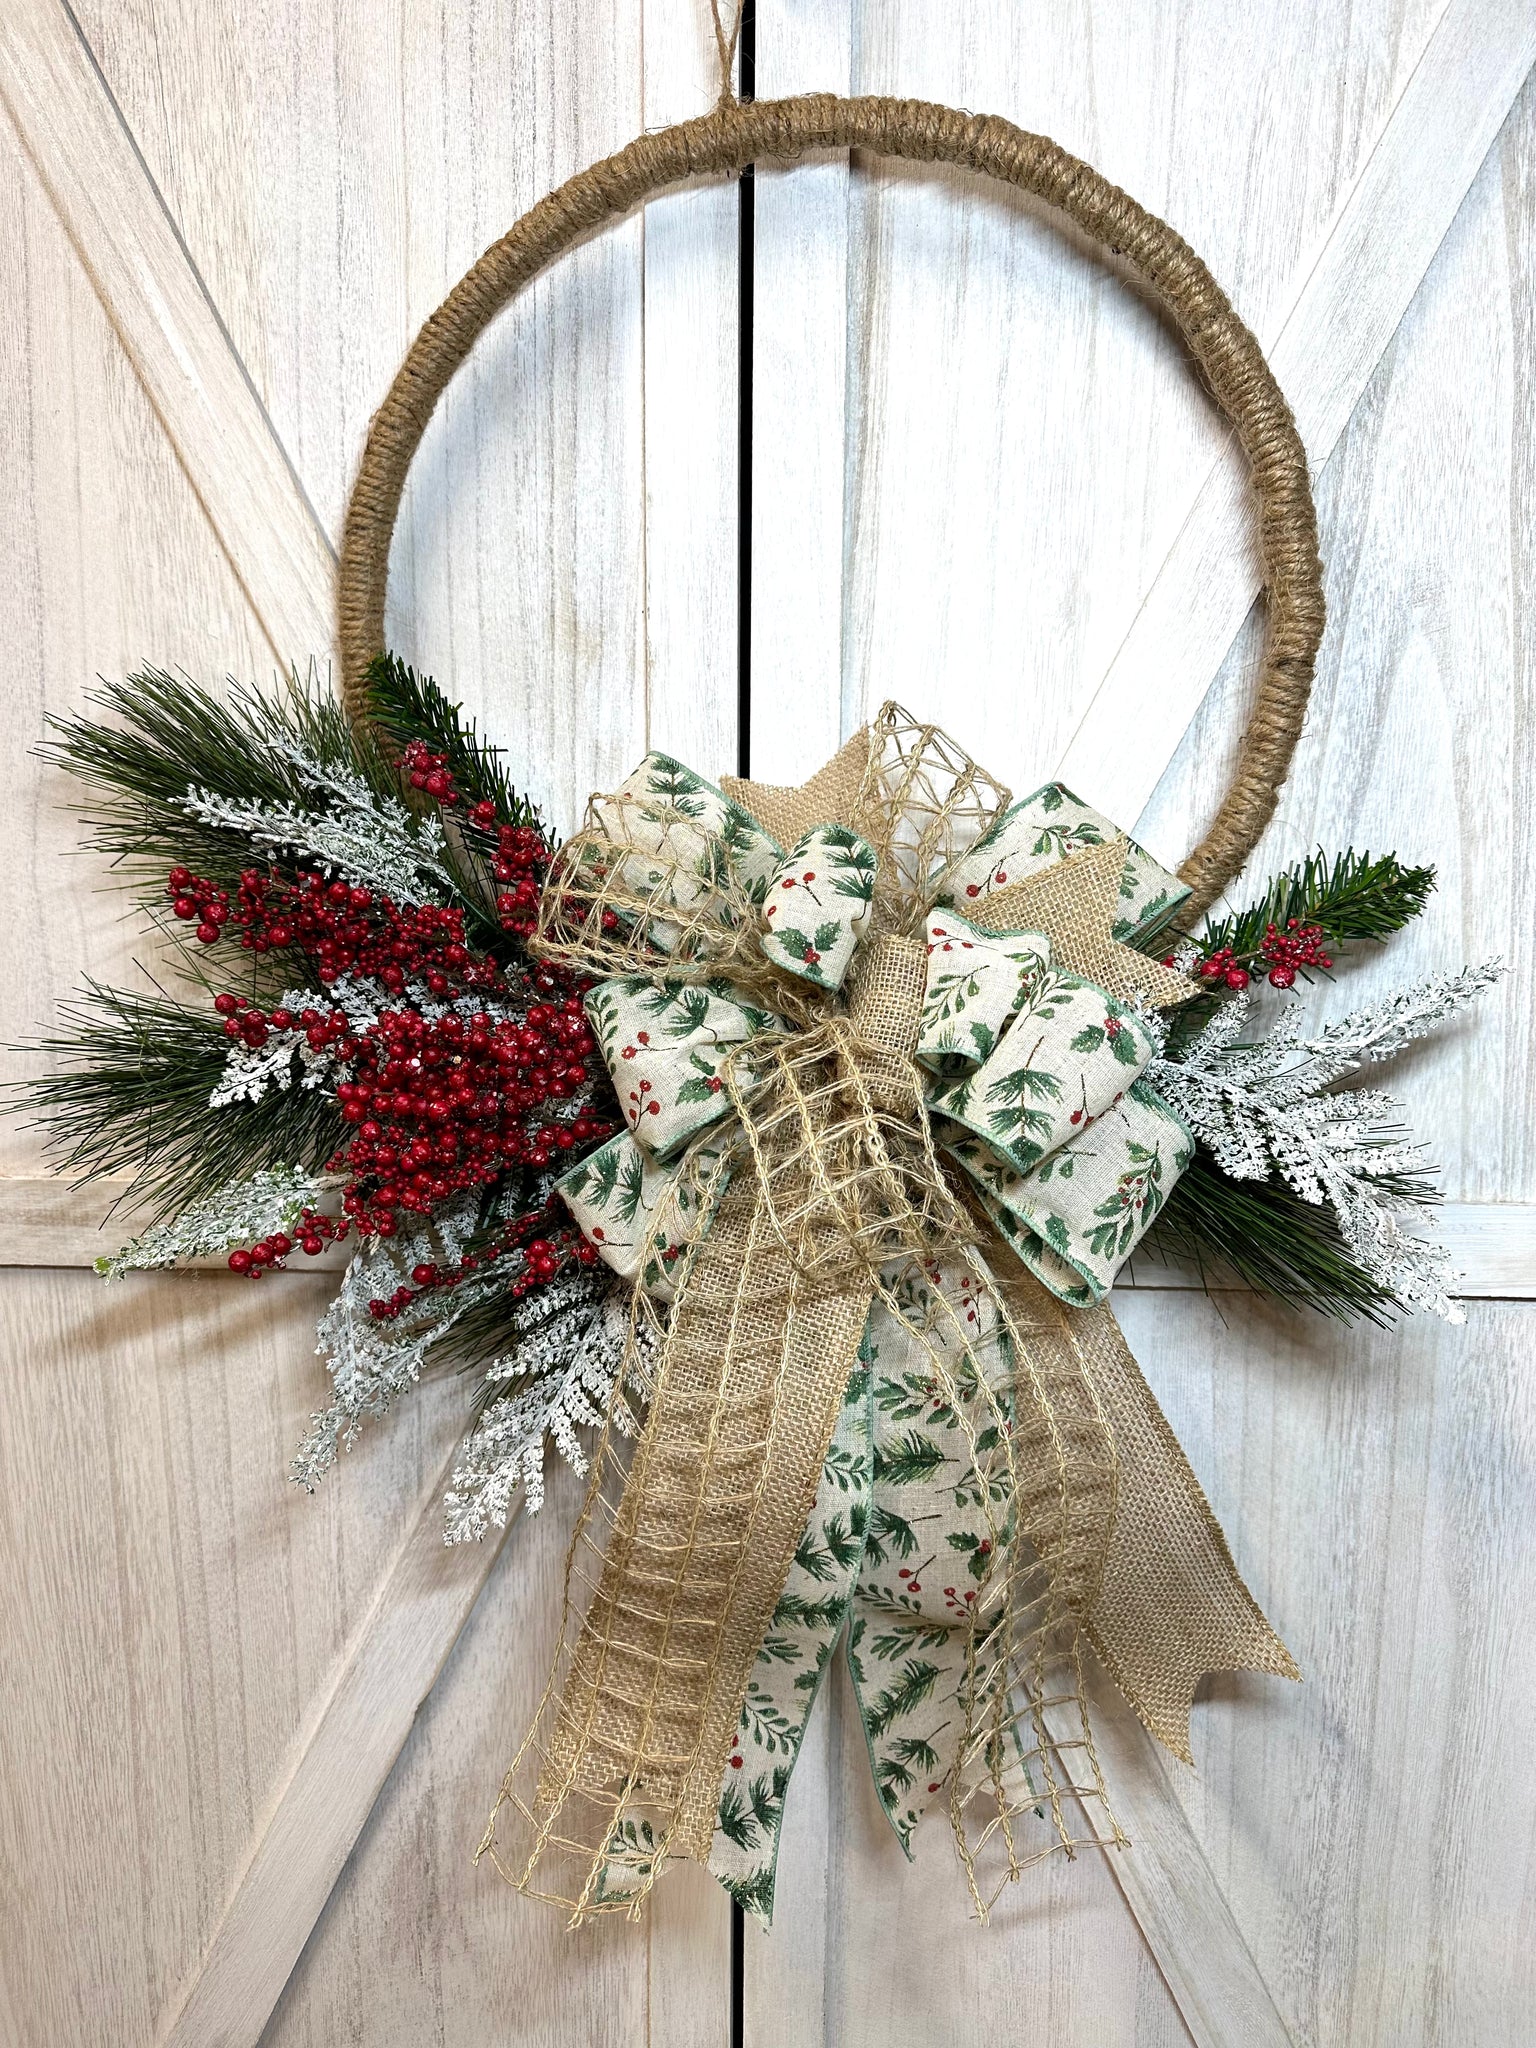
[
  {"left": 40, "top": 666, "right": 397, "bottom": 895},
  {"left": 362, "top": 655, "right": 546, "bottom": 833},
  {"left": 1200, "top": 848, "right": 1435, "bottom": 966},
  {"left": 21, "top": 982, "right": 346, "bottom": 1219},
  {"left": 1164, "top": 847, "right": 1436, "bottom": 1050},
  {"left": 1142, "top": 1151, "right": 1439, "bottom": 1325}
]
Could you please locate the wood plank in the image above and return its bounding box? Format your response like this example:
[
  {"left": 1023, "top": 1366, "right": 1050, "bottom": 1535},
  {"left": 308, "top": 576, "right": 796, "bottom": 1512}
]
[
  {"left": 1, "top": 0, "right": 734, "bottom": 2038},
  {"left": 1108, "top": 1294, "right": 1536, "bottom": 2048},
  {"left": 1056, "top": 0, "right": 1536, "bottom": 835},
  {"left": 746, "top": 5, "right": 1534, "bottom": 2047},
  {"left": 1047, "top": 1686, "right": 1295, "bottom": 2048},
  {"left": 747, "top": 0, "right": 853, "bottom": 780},
  {"left": 0, "top": 0, "right": 335, "bottom": 671},
  {"left": 157, "top": 1457, "right": 513, "bottom": 2048},
  {"left": 5, "top": 1177, "right": 1528, "bottom": 1296}
]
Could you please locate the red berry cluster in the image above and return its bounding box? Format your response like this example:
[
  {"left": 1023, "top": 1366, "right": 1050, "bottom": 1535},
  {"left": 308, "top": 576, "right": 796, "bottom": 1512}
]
[
  {"left": 401, "top": 739, "right": 460, "bottom": 805},
  {"left": 1195, "top": 947, "right": 1254, "bottom": 992},
  {"left": 326, "top": 984, "right": 613, "bottom": 1238},
  {"left": 489, "top": 822, "right": 550, "bottom": 940},
  {"left": 166, "top": 866, "right": 231, "bottom": 945},
  {"left": 234, "top": 867, "right": 500, "bottom": 993},
  {"left": 1257, "top": 918, "right": 1333, "bottom": 990},
  {"left": 215, "top": 992, "right": 365, "bottom": 1066},
  {"left": 227, "top": 1208, "right": 348, "bottom": 1277},
  {"left": 368, "top": 1196, "right": 600, "bottom": 1321},
  {"left": 1193, "top": 917, "right": 1335, "bottom": 992}
]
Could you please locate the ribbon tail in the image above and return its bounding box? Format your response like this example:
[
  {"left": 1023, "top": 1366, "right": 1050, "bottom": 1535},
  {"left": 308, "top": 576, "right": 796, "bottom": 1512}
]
[
  {"left": 844, "top": 1286, "right": 990, "bottom": 1856},
  {"left": 704, "top": 1339, "right": 874, "bottom": 1925},
  {"left": 1035, "top": 1293, "right": 1299, "bottom": 1763},
  {"left": 486, "top": 1169, "right": 872, "bottom": 1920}
]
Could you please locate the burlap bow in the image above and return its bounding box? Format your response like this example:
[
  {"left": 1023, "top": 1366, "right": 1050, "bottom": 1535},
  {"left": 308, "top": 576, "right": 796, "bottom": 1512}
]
[{"left": 480, "top": 706, "right": 1297, "bottom": 1924}]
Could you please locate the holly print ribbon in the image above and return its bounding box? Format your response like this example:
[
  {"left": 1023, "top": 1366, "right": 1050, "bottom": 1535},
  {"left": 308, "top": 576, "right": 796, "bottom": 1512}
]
[
  {"left": 491, "top": 707, "right": 1296, "bottom": 1927},
  {"left": 562, "top": 786, "right": 1194, "bottom": 1310}
]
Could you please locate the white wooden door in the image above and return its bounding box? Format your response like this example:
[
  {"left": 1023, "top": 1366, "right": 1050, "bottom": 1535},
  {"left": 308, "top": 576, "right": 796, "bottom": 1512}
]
[{"left": 2, "top": 4, "right": 1533, "bottom": 2044}]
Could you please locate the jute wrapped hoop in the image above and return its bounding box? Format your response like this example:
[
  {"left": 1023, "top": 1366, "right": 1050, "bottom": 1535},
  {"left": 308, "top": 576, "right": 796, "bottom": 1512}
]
[{"left": 338, "top": 90, "right": 1325, "bottom": 917}]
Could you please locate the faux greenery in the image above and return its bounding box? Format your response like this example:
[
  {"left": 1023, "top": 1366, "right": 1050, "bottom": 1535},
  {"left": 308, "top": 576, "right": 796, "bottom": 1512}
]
[{"left": 1145, "top": 1153, "right": 1439, "bottom": 1325}]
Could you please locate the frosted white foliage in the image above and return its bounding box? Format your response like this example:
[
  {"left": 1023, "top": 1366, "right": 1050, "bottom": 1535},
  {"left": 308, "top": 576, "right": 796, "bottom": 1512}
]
[
  {"left": 290, "top": 1194, "right": 501, "bottom": 1488},
  {"left": 443, "top": 1274, "right": 648, "bottom": 1539},
  {"left": 179, "top": 733, "right": 453, "bottom": 905},
  {"left": 1153, "top": 961, "right": 1504, "bottom": 1321},
  {"left": 209, "top": 1005, "right": 341, "bottom": 1106},
  {"left": 96, "top": 1164, "right": 330, "bottom": 1277}
]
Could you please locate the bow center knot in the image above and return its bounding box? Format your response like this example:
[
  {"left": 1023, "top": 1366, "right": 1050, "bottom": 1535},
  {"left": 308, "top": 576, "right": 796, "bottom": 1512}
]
[{"left": 841, "top": 930, "right": 929, "bottom": 1117}]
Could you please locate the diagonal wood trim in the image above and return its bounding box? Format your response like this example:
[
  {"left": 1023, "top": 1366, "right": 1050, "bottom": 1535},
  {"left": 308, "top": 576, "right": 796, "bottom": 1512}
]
[
  {"left": 0, "top": 0, "right": 335, "bottom": 671},
  {"left": 155, "top": 1455, "right": 511, "bottom": 2048},
  {"left": 1055, "top": 0, "right": 1536, "bottom": 833},
  {"left": 1047, "top": 1680, "right": 1298, "bottom": 2048}
]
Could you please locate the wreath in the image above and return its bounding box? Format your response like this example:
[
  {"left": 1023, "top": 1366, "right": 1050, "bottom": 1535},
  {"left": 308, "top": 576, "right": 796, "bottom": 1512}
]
[{"left": 23, "top": 54, "right": 1498, "bottom": 1930}]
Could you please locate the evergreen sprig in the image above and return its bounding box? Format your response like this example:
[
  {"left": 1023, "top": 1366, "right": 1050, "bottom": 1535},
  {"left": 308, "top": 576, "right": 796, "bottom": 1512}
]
[
  {"left": 40, "top": 667, "right": 398, "bottom": 896},
  {"left": 1199, "top": 848, "right": 1435, "bottom": 967},
  {"left": 362, "top": 655, "right": 546, "bottom": 833},
  {"left": 1164, "top": 848, "right": 1437, "bottom": 1051},
  {"left": 23, "top": 982, "right": 346, "bottom": 1217},
  {"left": 1142, "top": 1151, "right": 1440, "bottom": 1325}
]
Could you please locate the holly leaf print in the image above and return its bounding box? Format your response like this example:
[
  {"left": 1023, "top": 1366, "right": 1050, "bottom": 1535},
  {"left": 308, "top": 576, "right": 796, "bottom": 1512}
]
[{"left": 946, "top": 1529, "right": 995, "bottom": 1583}]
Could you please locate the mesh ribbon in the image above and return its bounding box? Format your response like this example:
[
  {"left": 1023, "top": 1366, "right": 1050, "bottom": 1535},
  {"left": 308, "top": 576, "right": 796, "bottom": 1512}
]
[{"left": 479, "top": 705, "right": 1295, "bottom": 1922}]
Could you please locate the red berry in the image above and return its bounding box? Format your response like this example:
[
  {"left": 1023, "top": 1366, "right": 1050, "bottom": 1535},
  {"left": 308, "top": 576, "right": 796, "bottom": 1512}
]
[
  {"left": 1268, "top": 963, "right": 1297, "bottom": 989},
  {"left": 227, "top": 1249, "right": 253, "bottom": 1275},
  {"left": 1224, "top": 966, "right": 1250, "bottom": 990}
]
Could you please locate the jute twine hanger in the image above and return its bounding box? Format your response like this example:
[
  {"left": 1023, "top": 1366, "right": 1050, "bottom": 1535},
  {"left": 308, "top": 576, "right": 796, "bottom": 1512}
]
[{"left": 337, "top": 0, "right": 1325, "bottom": 917}]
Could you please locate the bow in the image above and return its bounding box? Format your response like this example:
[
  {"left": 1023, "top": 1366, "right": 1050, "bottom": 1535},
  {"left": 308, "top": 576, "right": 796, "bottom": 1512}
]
[{"left": 481, "top": 706, "right": 1296, "bottom": 1925}]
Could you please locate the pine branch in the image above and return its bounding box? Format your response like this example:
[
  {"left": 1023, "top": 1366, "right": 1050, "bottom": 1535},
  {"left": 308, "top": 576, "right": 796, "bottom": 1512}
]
[
  {"left": 1141, "top": 1151, "right": 1438, "bottom": 1324},
  {"left": 40, "top": 667, "right": 398, "bottom": 894},
  {"left": 21, "top": 983, "right": 347, "bottom": 1217},
  {"left": 1202, "top": 849, "right": 1435, "bottom": 966},
  {"left": 361, "top": 655, "right": 547, "bottom": 832},
  {"left": 1164, "top": 848, "right": 1437, "bottom": 1046},
  {"left": 41, "top": 664, "right": 521, "bottom": 958}
]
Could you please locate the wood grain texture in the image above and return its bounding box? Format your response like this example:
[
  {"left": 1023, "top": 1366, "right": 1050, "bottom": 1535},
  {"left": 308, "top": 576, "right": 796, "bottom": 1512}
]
[
  {"left": 0, "top": 0, "right": 335, "bottom": 671},
  {"left": 4, "top": 0, "right": 1534, "bottom": 2041},
  {"left": 0, "top": 0, "right": 734, "bottom": 2038},
  {"left": 5, "top": 1176, "right": 1529, "bottom": 1299},
  {"left": 746, "top": 4, "right": 1536, "bottom": 2045},
  {"left": 1057, "top": 0, "right": 1536, "bottom": 829}
]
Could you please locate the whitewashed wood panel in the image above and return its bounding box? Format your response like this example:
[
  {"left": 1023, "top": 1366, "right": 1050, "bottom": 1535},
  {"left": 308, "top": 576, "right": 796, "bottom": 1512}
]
[
  {"left": 0, "top": 0, "right": 737, "bottom": 2039},
  {"left": 0, "top": 1263, "right": 448, "bottom": 2045},
  {"left": 746, "top": 5, "right": 1536, "bottom": 2045},
  {"left": 6, "top": 0, "right": 1534, "bottom": 2041},
  {"left": 750, "top": 0, "right": 1451, "bottom": 791}
]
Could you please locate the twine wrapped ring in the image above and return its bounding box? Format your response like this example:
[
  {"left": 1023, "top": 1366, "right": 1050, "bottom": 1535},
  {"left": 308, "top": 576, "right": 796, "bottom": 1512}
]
[{"left": 338, "top": 90, "right": 1325, "bottom": 917}]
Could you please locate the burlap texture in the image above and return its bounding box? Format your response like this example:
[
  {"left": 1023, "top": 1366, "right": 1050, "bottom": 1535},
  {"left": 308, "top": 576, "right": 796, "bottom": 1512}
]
[
  {"left": 972, "top": 833, "right": 1196, "bottom": 1009},
  {"left": 483, "top": 708, "right": 1293, "bottom": 1923}
]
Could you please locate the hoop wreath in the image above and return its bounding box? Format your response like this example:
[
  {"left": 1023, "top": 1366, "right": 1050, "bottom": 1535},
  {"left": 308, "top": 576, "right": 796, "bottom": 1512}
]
[{"left": 31, "top": 46, "right": 1492, "bottom": 1933}]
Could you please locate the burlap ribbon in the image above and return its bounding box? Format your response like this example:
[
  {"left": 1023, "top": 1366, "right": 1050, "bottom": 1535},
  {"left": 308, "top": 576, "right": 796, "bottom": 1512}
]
[{"left": 479, "top": 706, "right": 1296, "bottom": 1923}]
